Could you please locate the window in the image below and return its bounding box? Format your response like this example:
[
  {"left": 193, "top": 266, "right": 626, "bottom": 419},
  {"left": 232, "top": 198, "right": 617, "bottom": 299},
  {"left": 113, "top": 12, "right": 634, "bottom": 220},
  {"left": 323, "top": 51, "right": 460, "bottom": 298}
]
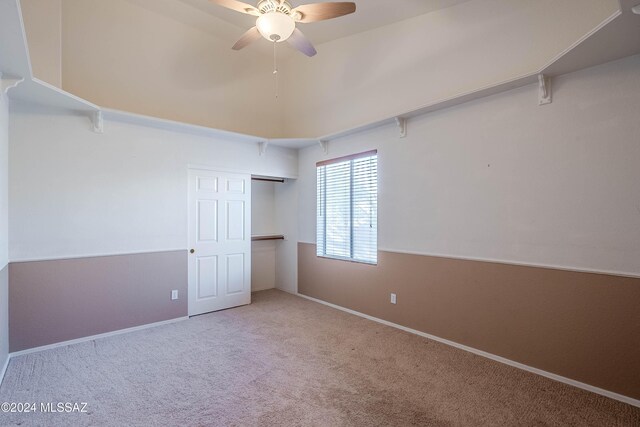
[{"left": 317, "top": 150, "right": 378, "bottom": 264}]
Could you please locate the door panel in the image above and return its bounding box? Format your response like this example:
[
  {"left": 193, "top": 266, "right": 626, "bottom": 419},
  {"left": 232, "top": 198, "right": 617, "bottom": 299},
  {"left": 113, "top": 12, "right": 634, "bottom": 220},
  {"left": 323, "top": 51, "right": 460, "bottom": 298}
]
[
  {"left": 226, "top": 253, "right": 245, "bottom": 294},
  {"left": 226, "top": 201, "right": 245, "bottom": 240},
  {"left": 226, "top": 178, "right": 245, "bottom": 194},
  {"left": 188, "top": 169, "right": 251, "bottom": 315},
  {"left": 197, "top": 176, "right": 218, "bottom": 192},
  {"left": 197, "top": 256, "right": 218, "bottom": 299},
  {"left": 197, "top": 200, "right": 218, "bottom": 242}
]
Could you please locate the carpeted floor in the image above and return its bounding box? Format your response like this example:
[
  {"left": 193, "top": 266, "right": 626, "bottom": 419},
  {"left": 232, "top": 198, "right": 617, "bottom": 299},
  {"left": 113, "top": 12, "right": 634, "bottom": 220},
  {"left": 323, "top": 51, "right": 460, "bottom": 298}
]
[{"left": 0, "top": 289, "right": 638, "bottom": 426}]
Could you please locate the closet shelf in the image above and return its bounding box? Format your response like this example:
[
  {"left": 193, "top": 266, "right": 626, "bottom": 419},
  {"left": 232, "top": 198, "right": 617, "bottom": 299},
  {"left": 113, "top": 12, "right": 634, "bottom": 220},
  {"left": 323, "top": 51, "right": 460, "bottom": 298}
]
[{"left": 252, "top": 235, "right": 285, "bottom": 242}]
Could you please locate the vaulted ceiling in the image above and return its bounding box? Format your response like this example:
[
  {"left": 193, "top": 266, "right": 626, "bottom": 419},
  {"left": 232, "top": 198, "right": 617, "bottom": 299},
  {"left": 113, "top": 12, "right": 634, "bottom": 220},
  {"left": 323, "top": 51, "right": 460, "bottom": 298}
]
[{"left": 20, "top": 0, "right": 626, "bottom": 138}]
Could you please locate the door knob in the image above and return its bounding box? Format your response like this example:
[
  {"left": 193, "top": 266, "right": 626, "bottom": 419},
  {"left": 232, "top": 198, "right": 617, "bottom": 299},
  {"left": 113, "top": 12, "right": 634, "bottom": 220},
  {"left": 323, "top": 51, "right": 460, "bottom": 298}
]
[{"left": 190, "top": 249, "right": 195, "bottom": 254}]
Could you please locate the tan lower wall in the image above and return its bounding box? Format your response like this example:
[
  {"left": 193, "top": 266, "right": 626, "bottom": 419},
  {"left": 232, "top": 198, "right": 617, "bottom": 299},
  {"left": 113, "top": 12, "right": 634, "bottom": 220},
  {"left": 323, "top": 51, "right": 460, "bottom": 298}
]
[
  {"left": 298, "top": 243, "right": 640, "bottom": 401},
  {"left": 9, "top": 250, "right": 187, "bottom": 352},
  {"left": 0, "top": 266, "right": 8, "bottom": 371}
]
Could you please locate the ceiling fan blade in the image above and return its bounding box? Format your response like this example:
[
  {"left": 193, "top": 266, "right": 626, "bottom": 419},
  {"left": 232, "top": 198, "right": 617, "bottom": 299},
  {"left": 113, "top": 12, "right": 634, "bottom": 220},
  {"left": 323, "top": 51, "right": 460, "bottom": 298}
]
[
  {"left": 287, "top": 28, "right": 317, "bottom": 57},
  {"left": 209, "top": 0, "right": 260, "bottom": 16},
  {"left": 232, "top": 26, "right": 261, "bottom": 50},
  {"left": 292, "top": 2, "right": 356, "bottom": 23}
]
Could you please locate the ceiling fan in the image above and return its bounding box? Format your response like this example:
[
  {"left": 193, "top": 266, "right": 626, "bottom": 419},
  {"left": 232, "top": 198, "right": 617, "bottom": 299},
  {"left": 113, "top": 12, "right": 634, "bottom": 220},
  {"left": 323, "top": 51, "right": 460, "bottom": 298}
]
[{"left": 209, "top": 0, "right": 357, "bottom": 57}]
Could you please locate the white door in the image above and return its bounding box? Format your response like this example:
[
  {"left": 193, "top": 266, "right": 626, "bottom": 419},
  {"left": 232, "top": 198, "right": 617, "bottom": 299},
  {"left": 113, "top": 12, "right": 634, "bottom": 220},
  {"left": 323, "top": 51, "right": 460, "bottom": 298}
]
[{"left": 188, "top": 169, "right": 251, "bottom": 316}]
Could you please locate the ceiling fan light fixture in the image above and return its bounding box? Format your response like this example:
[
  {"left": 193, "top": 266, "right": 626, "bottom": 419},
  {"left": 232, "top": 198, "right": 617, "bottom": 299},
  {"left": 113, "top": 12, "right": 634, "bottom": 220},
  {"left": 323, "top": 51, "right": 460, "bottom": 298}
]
[
  {"left": 213, "top": 0, "right": 356, "bottom": 56},
  {"left": 256, "top": 12, "right": 295, "bottom": 42}
]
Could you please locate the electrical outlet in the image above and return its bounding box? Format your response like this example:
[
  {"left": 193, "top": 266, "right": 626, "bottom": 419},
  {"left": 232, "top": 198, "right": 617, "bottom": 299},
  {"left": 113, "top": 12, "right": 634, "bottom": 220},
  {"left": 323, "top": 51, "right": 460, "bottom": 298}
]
[
  {"left": 171, "top": 290, "right": 179, "bottom": 300},
  {"left": 390, "top": 293, "right": 397, "bottom": 304}
]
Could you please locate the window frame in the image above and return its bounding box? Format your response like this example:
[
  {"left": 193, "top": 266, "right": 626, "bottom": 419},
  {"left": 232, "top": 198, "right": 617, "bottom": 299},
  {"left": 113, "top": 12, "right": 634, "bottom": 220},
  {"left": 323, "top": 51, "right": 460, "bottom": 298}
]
[{"left": 316, "top": 150, "right": 378, "bottom": 265}]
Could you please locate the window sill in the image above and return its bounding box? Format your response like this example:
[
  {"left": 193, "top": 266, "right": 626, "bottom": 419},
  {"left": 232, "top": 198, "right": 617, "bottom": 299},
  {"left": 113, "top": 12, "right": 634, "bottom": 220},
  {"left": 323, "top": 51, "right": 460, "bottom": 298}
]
[{"left": 317, "top": 255, "right": 377, "bottom": 266}]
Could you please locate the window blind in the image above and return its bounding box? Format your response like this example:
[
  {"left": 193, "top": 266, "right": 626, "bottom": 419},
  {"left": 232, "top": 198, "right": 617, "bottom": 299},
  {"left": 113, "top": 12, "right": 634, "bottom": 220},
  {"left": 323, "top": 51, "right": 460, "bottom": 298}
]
[{"left": 317, "top": 151, "right": 377, "bottom": 264}]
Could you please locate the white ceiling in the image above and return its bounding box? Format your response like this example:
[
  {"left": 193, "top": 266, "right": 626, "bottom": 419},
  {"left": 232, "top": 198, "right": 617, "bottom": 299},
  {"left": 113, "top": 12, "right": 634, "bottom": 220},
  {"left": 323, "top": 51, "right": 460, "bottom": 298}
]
[{"left": 172, "top": 0, "right": 473, "bottom": 45}]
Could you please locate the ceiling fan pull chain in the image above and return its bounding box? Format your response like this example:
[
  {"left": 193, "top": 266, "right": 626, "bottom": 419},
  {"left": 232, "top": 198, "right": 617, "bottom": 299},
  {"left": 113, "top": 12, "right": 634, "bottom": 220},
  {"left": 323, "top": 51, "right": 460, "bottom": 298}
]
[{"left": 273, "top": 40, "right": 279, "bottom": 99}]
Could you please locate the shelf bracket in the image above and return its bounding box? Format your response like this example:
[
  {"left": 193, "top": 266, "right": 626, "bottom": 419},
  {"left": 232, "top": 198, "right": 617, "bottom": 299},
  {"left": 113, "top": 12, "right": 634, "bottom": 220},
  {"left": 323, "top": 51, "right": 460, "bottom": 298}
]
[
  {"left": 318, "top": 140, "right": 329, "bottom": 155},
  {"left": 258, "top": 140, "right": 269, "bottom": 156},
  {"left": 0, "top": 72, "right": 24, "bottom": 96},
  {"left": 395, "top": 117, "right": 407, "bottom": 138},
  {"left": 538, "top": 74, "right": 552, "bottom": 105},
  {"left": 91, "top": 110, "right": 104, "bottom": 133}
]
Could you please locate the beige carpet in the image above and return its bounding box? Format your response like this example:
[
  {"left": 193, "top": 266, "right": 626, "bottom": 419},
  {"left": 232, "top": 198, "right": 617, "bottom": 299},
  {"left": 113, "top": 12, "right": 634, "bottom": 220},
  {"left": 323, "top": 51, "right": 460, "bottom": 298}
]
[{"left": 0, "top": 289, "right": 638, "bottom": 426}]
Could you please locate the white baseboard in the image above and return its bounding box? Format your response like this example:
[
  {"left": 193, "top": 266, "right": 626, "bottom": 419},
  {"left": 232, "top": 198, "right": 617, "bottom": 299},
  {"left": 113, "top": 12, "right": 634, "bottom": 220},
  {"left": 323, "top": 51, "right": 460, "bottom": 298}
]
[
  {"left": 296, "top": 293, "right": 640, "bottom": 408},
  {"left": 9, "top": 317, "right": 189, "bottom": 358},
  {"left": 0, "top": 354, "right": 9, "bottom": 387},
  {"left": 252, "top": 285, "right": 276, "bottom": 292}
]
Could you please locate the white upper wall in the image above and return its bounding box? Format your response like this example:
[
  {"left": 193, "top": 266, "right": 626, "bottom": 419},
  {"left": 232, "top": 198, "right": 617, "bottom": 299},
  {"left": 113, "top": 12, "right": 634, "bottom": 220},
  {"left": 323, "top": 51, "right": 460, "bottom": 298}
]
[
  {"left": 274, "top": 179, "right": 298, "bottom": 294},
  {"left": 60, "top": 0, "right": 282, "bottom": 137},
  {"left": 9, "top": 104, "right": 297, "bottom": 262},
  {"left": 20, "top": 0, "right": 62, "bottom": 87},
  {"left": 252, "top": 180, "right": 276, "bottom": 235},
  {"left": 282, "top": 0, "right": 619, "bottom": 137},
  {"left": 297, "top": 55, "right": 640, "bottom": 277}
]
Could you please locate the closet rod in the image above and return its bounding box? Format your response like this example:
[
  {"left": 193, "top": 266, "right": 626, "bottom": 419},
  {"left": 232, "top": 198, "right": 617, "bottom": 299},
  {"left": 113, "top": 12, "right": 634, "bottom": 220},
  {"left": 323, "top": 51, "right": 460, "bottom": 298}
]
[
  {"left": 251, "top": 235, "right": 285, "bottom": 241},
  {"left": 252, "top": 176, "right": 285, "bottom": 183}
]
